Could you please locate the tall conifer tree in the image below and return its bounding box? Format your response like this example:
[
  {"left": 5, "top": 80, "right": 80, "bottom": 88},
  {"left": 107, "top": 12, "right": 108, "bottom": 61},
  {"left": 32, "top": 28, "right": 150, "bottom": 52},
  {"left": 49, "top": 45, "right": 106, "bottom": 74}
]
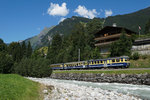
[
  {"left": 21, "top": 41, "right": 26, "bottom": 58},
  {"left": 110, "top": 29, "right": 132, "bottom": 57},
  {"left": 26, "top": 42, "right": 32, "bottom": 58}
]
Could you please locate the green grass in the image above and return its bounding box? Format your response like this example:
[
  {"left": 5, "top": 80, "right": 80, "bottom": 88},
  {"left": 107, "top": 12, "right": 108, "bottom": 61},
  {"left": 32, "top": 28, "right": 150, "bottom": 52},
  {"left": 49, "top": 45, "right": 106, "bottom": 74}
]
[
  {"left": 53, "top": 69, "right": 150, "bottom": 74},
  {"left": 130, "top": 58, "right": 150, "bottom": 68},
  {"left": 0, "top": 74, "right": 41, "bottom": 100}
]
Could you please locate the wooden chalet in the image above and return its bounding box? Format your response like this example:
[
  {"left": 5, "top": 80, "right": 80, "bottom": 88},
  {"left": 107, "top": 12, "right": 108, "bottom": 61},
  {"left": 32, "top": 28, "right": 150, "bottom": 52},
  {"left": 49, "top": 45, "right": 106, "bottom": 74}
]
[{"left": 94, "top": 26, "right": 136, "bottom": 55}]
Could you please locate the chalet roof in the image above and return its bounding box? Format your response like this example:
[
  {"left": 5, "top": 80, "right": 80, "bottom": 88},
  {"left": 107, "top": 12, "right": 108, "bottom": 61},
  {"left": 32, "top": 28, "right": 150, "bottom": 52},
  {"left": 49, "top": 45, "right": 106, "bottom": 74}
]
[{"left": 95, "top": 26, "right": 136, "bottom": 37}]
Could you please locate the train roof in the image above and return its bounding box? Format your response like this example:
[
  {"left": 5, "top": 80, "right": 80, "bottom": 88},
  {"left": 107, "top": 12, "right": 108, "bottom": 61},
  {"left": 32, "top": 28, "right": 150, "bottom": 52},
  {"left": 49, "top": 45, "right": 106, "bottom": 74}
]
[
  {"left": 50, "top": 63, "right": 63, "bottom": 65},
  {"left": 64, "top": 60, "right": 87, "bottom": 64},
  {"left": 50, "top": 61, "right": 87, "bottom": 65},
  {"left": 88, "top": 56, "right": 129, "bottom": 61},
  {"left": 50, "top": 56, "right": 129, "bottom": 65}
]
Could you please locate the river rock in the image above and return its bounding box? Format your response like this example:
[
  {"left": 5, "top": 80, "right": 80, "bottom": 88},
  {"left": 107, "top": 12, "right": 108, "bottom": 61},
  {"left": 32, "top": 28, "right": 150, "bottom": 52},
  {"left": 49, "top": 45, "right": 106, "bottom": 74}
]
[
  {"left": 50, "top": 73, "right": 150, "bottom": 85},
  {"left": 121, "top": 74, "right": 126, "bottom": 78}
]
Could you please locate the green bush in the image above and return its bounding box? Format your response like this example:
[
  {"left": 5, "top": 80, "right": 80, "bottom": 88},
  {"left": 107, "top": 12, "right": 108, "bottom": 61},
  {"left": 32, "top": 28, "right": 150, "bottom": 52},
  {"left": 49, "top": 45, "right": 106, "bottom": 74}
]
[
  {"left": 141, "top": 55, "right": 147, "bottom": 59},
  {"left": 0, "top": 52, "right": 14, "bottom": 74},
  {"left": 132, "top": 52, "right": 140, "bottom": 60},
  {"left": 13, "top": 58, "right": 52, "bottom": 77}
]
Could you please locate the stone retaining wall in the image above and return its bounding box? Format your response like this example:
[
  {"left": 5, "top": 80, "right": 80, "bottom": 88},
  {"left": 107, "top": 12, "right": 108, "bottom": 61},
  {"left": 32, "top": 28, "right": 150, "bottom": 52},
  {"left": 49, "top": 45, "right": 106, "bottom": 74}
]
[{"left": 50, "top": 73, "right": 150, "bottom": 85}]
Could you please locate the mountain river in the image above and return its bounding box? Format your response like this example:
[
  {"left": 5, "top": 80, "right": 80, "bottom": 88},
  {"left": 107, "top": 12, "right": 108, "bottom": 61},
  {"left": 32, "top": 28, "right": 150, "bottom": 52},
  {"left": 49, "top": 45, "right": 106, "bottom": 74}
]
[{"left": 28, "top": 77, "right": 150, "bottom": 100}]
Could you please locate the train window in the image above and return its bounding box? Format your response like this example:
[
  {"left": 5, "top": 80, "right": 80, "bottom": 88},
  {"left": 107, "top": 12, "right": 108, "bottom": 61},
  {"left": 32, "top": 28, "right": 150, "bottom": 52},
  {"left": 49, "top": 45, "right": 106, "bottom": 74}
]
[
  {"left": 116, "top": 59, "right": 120, "bottom": 62},
  {"left": 92, "top": 61, "right": 94, "bottom": 64},
  {"left": 90, "top": 62, "right": 92, "bottom": 65},
  {"left": 112, "top": 59, "right": 115, "bottom": 62},
  {"left": 101, "top": 61, "right": 103, "bottom": 63},
  {"left": 110, "top": 60, "right": 112, "bottom": 63},
  {"left": 85, "top": 62, "right": 87, "bottom": 65},
  {"left": 121, "top": 58, "right": 123, "bottom": 62},
  {"left": 125, "top": 58, "right": 129, "bottom": 61},
  {"left": 96, "top": 61, "right": 99, "bottom": 64},
  {"left": 95, "top": 61, "right": 97, "bottom": 64}
]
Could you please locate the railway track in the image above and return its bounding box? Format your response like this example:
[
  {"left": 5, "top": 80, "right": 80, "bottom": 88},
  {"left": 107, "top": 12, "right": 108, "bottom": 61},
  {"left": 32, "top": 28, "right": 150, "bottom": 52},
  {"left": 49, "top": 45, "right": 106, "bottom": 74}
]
[{"left": 56, "top": 68, "right": 150, "bottom": 71}]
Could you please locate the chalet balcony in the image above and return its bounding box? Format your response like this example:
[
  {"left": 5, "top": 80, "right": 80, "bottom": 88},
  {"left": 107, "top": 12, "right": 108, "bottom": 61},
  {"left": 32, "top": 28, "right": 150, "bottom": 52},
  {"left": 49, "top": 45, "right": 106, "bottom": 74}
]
[
  {"left": 95, "top": 41, "right": 114, "bottom": 46},
  {"left": 94, "top": 33, "right": 130, "bottom": 41}
]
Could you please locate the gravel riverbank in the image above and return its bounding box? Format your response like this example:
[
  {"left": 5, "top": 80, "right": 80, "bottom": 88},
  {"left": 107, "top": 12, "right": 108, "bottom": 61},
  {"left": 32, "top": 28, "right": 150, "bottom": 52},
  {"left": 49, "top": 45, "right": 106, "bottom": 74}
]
[{"left": 28, "top": 77, "right": 142, "bottom": 100}]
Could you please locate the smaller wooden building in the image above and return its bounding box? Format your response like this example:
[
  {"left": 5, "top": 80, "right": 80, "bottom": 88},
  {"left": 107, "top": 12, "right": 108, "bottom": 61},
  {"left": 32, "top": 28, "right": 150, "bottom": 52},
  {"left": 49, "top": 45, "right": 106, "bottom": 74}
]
[
  {"left": 132, "top": 38, "right": 150, "bottom": 55},
  {"left": 94, "top": 26, "right": 136, "bottom": 55}
]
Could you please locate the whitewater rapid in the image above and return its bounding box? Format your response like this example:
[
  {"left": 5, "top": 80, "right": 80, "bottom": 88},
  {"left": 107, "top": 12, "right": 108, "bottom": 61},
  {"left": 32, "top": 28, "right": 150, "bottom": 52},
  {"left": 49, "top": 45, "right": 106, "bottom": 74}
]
[{"left": 28, "top": 78, "right": 150, "bottom": 100}]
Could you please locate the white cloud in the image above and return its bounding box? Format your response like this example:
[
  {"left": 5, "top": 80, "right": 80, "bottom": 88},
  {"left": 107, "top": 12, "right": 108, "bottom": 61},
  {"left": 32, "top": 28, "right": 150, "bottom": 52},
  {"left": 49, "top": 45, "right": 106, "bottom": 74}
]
[
  {"left": 105, "top": 9, "right": 113, "bottom": 17},
  {"left": 74, "top": 5, "right": 98, "bottom": 19},
  {"left": 59, "top": 17, "right": 66, "bottom": 23},
  {"left": 47, "top": 2, "right": 69, "bottom": 16}
]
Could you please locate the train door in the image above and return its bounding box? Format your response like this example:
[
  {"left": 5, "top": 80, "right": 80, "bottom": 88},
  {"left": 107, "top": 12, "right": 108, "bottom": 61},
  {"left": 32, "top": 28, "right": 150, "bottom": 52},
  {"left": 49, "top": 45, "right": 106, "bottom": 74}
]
[
  {"left": 109, "top": 59, "right": 112, "bottom": 67},
  {"left": 104, "top": 60, "right": 107, "bottom": 67}
]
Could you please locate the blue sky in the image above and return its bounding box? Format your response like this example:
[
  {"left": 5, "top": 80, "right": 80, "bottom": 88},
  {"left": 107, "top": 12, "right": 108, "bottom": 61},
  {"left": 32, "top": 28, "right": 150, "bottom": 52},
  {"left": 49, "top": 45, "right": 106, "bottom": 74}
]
[{"left": 0, "top": 0, "right": 150, "bottom": 43}]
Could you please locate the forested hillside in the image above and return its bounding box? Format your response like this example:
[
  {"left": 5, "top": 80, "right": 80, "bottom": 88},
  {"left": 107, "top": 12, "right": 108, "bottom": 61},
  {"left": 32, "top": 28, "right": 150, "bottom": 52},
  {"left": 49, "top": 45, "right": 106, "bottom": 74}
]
[
  {"left": 40, "top": 16, "right": 92, "bottom": 48},
  {"left": 104, "top": 7, "right": 150, "bottom": 34}
]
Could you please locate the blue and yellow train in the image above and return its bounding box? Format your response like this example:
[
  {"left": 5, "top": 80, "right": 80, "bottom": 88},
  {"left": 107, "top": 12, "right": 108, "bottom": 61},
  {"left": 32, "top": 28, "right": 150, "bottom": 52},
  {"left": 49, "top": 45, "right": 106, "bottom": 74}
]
[{"left": 50, "top": 56, "right": 130, "bottom": 70}]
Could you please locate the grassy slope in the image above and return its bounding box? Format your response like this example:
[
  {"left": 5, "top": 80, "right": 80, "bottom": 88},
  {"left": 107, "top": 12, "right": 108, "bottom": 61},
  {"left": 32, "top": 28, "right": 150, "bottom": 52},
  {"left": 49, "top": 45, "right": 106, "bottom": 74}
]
[
  {"left": 0, "top": 74, "right": 41, "bottom": 100},
  {"left": 130, "top": 58, "right": 150, "bottom": 68}
]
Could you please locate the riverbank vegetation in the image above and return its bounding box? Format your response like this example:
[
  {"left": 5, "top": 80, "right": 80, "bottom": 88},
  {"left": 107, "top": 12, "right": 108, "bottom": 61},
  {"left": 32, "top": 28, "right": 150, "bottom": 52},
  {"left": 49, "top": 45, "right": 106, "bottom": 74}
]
[
  {"left": 130, "top": 55, "right": 150, "bottom": 68},
  {"left": 0, "top": 39, "right": 52, "bottom": 77},
  {"left": 0, "top": 74, "right": 42, "bottom": 100}
]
